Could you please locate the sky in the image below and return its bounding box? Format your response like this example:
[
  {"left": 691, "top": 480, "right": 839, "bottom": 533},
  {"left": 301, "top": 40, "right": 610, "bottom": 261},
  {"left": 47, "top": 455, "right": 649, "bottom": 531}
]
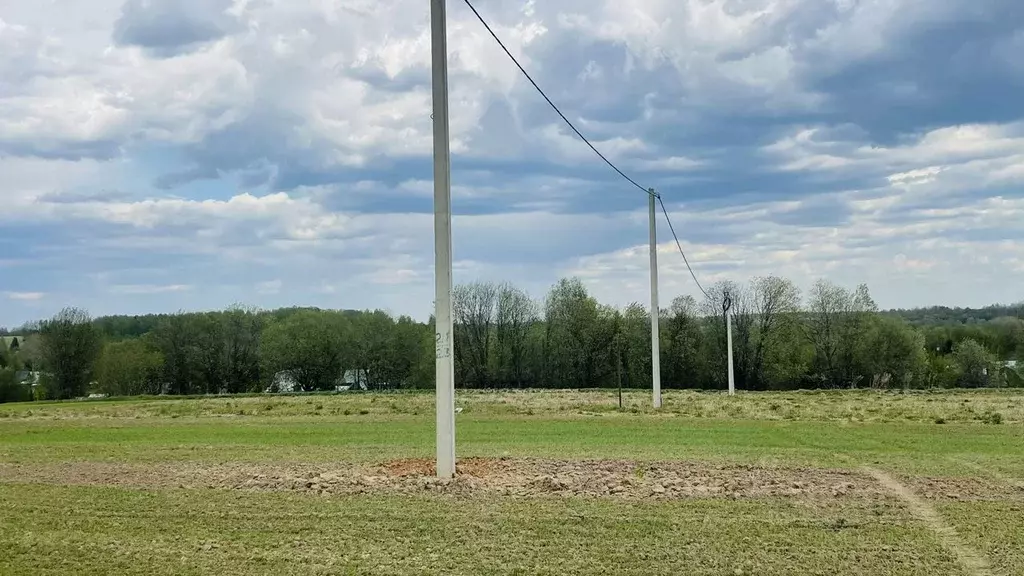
[{"left": 2, "top": 0, "right": 1023, "bottom": 326}]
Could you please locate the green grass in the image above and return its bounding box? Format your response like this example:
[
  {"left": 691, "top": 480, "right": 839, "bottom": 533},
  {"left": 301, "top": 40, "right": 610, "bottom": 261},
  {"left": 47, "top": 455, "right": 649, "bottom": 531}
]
[
  {"left": 0, "top": 484, "right": 960, "bottom": 576},
  {"left": 1, "top": 389, "right": 1022, "bottom": 575},
  {"left": 940, "top": 502, "right": 1024, "bottom": 576},
  {"left": 0, "top": 413, "right": 1020, "bottom": 476}
]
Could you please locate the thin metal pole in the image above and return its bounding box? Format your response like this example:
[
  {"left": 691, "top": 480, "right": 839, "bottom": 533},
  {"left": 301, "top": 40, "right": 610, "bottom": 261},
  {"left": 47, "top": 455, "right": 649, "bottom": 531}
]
[
  {"left": 726, "top": 308, "right": 735, "bottom": 395},
  {"left": 430, "top": 0, "right": 455, "bottom": 479},
  {"left": 649, "top": 189, "right": 662, "bottom": 408}
]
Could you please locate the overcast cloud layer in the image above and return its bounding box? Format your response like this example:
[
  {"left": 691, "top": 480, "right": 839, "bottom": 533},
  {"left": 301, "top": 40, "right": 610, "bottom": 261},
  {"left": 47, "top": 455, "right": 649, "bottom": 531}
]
[{"left": 2, "top": 0, "right": 1023, "bottom": 325}]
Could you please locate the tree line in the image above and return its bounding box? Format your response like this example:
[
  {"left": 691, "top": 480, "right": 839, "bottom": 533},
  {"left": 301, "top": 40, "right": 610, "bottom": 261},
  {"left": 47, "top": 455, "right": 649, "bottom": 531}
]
[{"left": 2, "top": 276, "right": 1022, "bottom": 402}]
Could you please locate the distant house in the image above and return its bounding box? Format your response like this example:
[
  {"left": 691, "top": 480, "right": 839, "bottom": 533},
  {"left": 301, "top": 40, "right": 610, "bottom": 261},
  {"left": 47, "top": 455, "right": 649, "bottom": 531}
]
[
  {"left": 267, "top": 368, "right": 371, "bottom": 393},
  {"left": 341, "top": 369, "right": 370, "bottom": 390},
  {"left": 15, "top": 371, "right": 40, "bottom": 386}
]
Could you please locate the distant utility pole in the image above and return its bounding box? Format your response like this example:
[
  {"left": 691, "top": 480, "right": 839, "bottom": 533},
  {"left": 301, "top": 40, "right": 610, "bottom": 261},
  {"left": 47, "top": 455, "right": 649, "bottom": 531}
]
[
  {"left": 430, "top": 0, "right": 456, "bottom": 479},
  {"left": 724, "top": 290, "right": 735, "bottom": 396},
  {"left": 649, "top": 189, "right": 662, "bottom": 408}
]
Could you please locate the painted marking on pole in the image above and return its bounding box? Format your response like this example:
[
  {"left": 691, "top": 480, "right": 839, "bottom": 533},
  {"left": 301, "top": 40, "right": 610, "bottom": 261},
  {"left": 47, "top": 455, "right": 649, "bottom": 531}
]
[
  {"left": 865, "top": 467, "right": 993, "bottom": 576},
  {"left": 435, "top": 332, "right": 451, "bottom": 359}
]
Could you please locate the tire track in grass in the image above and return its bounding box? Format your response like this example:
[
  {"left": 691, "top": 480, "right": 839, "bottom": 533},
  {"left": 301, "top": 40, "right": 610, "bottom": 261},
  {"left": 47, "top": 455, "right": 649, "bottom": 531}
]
[{"left": 864, "top": 467, "right": 994, "bottom": 576}]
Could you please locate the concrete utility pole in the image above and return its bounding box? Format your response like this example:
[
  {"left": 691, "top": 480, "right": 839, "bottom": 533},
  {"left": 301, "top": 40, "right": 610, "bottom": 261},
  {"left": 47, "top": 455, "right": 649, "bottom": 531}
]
[
  {"left": 649, "top": 189, "right": 662, "bottom": 408},
  {"left": 430, "top": 0, "right": 456, "bottom": 478},
  {"left": 724, "top": 291, "right": 735, "bottom": 396}
]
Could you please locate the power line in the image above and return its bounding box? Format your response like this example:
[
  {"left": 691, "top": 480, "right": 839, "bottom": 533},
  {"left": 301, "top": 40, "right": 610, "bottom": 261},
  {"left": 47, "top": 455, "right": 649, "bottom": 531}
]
[
  {"left": 659, "top": 196, "right": 709, "bottom": 298},
  {"left": 460, "top": 0, "right": 709, "bottom": 298},
  {"left": 459, "top": 0, "right": 648, "bottom": 196}
]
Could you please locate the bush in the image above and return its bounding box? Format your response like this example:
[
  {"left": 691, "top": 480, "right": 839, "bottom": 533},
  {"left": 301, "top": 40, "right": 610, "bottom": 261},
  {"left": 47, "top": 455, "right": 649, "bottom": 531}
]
[
  {"left": 952, "top": 339, "right": 995, "bottom": 388},
  {"left": 1002, "top": 367, "right": 1024, "bottom": 388},
  {"left": 0, "top": 370, "right": 32, "bottom": 404},
  {"left": 980, "top": 410, "right": 1004, "bottom": 425}
]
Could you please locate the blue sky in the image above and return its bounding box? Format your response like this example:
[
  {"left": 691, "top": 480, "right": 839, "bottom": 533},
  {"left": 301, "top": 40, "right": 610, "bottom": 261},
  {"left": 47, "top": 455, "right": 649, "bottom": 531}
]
[{"left": 2, "top": 0, "right": 1023, "bottom": 326}]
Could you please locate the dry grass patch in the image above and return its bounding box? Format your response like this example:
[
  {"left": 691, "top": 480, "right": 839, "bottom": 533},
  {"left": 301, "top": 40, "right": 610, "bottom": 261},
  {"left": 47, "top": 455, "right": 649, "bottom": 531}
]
[{"left": 3, "top": 388, "right": 1023, "bottom": 424}]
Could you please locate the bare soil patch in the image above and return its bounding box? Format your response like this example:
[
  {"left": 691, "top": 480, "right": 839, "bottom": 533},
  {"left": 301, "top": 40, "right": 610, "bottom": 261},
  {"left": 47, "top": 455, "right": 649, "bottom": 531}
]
[
  {"left": 0, "top": 458, "right": 884, "bottom": 501},
  {"left": 906, "top": 475, "right": 1024, "bottom": 502}
]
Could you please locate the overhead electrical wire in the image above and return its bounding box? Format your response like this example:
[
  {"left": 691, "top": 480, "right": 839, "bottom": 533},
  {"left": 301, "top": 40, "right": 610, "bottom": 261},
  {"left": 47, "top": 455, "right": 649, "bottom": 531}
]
[
  {"left": 656, "top": 195, "right": 708, "bottom": 297},
  {"left": 460, "top": 0, "right": 710, "bottom": 298},
  {"left": 459, "top": 0, "right": 648, "bottom": 196}
]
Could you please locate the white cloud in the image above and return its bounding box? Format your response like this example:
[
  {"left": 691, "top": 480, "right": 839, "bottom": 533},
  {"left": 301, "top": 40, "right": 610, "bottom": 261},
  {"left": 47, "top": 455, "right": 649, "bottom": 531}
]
[
  {"left": 5, "top": 292, "right": 45, "bottom": 302},
  {"left": 764, "top": 121, "right": 1024, "bottom": 181},
  {"left": 255, "top": 280, "right": 282, "bottom": 295},
  {"left": 1, "top": 0, "right": 1022, "bottom": 325},
  {"left": 109, "top": 284, "right": 193, "bottom": 295},
  {"left": 635, "top": 156, "right": 704, "bottom": 171},
  {"left": 887, "top": 166, "right": 946, "bottom": 187},
  {"left": 568, "top": 187, "right": 1024, "bottom": 311}
]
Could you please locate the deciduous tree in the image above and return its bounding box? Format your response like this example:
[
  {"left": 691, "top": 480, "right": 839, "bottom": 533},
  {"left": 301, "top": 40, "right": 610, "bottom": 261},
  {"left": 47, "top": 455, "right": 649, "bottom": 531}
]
[
  {"left": 39, "top": 307, "right": 102, "bottom": 399},
  {"left": 260, "top": 310, "right": 352, "bottom": 391},
  {"left": 95, "top": 339, "right": 164, "bottom": 396}
]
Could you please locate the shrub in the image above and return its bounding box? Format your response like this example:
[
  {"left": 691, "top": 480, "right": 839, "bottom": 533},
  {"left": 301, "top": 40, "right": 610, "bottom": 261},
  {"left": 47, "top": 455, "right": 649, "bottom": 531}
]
[
  {"left": 0, "top": 369, "right": 32, "bottom": 404},
  {"left": 980, "top": 410, "right": 1004, "bottom": 425}
]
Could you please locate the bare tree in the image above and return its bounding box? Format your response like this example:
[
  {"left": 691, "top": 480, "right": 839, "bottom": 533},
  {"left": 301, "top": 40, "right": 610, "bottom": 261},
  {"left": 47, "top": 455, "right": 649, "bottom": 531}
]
[
  {"left": 750, "top": 276, "right": 802, "bottom": 389},
  {"left": 804, "top": 280, "right": 876, "bottom": 387},
  {"left": 805, "top": 280, "right": 846, "bottom": 387},
  {"left": 453, "top": 282, "right": 499, "bottom": 388},
  {"left": 618, "top": 302, "right": 651, "bottom": 389},
  {"left": 495, "top": 283, "right": 537, "bottom": 388},
  {"left": 662, "top": 295, "right": 703, "bottom": 388}
]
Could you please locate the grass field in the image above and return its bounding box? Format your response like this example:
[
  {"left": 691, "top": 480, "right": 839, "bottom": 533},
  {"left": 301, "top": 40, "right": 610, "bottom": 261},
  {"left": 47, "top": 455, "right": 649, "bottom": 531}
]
[{"left": 1, "top": 389, "right": 1022, "bottom": 575}]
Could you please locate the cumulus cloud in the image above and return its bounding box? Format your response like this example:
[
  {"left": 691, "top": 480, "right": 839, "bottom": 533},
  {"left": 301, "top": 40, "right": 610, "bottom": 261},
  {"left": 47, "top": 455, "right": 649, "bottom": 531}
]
[
  {"left": 112, "top": 0, "right": 241, "bottom": 57},
  {"left": 0, "top": 0, "right": 1022, "bottom": 324}
]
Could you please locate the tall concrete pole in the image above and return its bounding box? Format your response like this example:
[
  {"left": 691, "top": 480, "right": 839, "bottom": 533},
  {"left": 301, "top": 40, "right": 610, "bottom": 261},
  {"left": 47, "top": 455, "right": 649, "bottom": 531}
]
[
  {"left": 726, "top": 308, "right": 735, "bottom": 396},
  {"left": 430, "top": 0, "right": 456, "bottom": 478},
  {"left": 649, "top": 190, "right": 662, "bottom": 408}
]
